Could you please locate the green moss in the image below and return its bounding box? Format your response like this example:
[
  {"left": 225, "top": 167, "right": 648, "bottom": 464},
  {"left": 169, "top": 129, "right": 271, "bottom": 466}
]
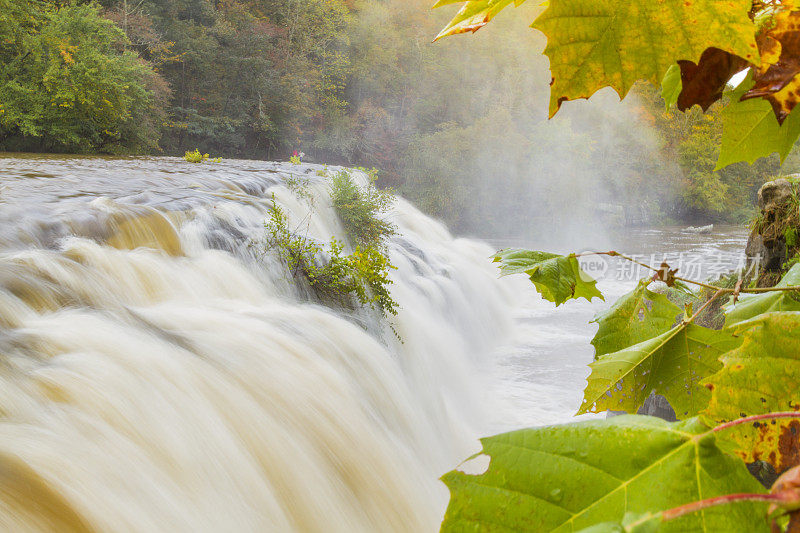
[{"left": 785, "top": 227, "right": 798, "bottom": 248}]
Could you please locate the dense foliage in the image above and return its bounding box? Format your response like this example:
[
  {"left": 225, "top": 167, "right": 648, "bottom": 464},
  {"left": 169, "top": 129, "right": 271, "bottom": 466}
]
[
  {"left": 0, "top": 2, "right": 166, "bottom": 152},
  {"left": 442, "top": 248, "right": 800, "bottom": 531},
  {"left": 2, "top": 0, "right": 796, "bottom": 226},
  {"left": 435, "top": 0, "right": 800, "bottom": 170},
  {"left": 263, "top": 170, "right": 398, "bottom": 317},
  {"left": 636, "top": 84, "right": 787, "bottom": 222}
]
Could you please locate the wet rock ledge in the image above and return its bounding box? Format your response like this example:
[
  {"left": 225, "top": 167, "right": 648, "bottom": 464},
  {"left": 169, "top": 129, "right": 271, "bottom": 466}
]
[{"left": 746, "top": 177, "right": 800, "bottom": 286}]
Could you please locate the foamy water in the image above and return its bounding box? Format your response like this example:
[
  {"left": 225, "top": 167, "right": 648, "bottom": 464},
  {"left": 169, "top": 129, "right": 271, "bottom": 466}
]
[{"left": 0, "top": 155, "right": 748, "bottom": 531}]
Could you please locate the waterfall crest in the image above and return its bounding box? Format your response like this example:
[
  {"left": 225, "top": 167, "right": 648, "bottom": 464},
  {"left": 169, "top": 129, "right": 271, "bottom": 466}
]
[{"left": 0, "top": 157, "right": 519, "bottom": 532}]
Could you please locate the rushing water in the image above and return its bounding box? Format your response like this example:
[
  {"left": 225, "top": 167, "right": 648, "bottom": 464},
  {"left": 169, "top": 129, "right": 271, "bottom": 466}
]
[{"left": 0, "top": 155, "right": 749, "bottom": 532}]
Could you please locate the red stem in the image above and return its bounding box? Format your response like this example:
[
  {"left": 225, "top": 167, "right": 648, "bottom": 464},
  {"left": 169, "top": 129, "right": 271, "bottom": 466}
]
[
  {"left": 662, "top": 493, "right": 786, "bottom": 521},
  {"left": 712, "top": 412, "right": 800, "bottom": 433}
]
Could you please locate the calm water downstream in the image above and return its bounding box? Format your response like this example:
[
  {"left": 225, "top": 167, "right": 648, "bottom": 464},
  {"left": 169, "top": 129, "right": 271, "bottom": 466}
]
[{"left": 0, "top": 155, "right": 749, "bottom": 531}]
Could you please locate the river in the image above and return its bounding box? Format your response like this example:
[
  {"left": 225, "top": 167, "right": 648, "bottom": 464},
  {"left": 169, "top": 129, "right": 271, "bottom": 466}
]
[{"left": 0, "top": 155, "right": 749, "bottom": 532}]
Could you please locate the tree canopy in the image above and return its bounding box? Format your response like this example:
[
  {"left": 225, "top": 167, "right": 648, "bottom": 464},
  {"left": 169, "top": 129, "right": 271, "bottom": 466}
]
[
  {"left": 0, "top": 2, "right": 165, "bottom": 152},
  {"left": 435, "top": 0, "right": 800, "bottom": 170}
]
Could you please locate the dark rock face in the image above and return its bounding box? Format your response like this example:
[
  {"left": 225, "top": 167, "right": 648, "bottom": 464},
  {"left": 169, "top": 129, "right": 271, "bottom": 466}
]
[
  {"left": 606, "top": 393, "right": 677, "bottom": 422},
  {"left": 745, "top": 229, "right": 767, "bottom": 266},
  {"left": 637, "top": 393, "right": 677, "bottom": 422}
]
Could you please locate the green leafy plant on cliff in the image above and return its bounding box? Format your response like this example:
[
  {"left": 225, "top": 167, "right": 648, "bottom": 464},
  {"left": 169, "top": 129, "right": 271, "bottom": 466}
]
[
  {"left": 263, "top": 195, "right": 398, "bottom": 317},
  {"left": 330, "top": 169, "right": 396, "bottom": 249}
]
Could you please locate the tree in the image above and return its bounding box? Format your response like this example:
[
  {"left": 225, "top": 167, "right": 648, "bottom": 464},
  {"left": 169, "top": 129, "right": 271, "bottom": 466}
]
[
  {"left": 0, "top": 3, "right": 166, "bottom": 153},
  {"left": 634, "top": 83, "right": 786, "bottom": 222}
]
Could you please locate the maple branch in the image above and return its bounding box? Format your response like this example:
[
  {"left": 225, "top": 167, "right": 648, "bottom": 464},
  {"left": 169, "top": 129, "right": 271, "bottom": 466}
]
[
  {"left": 575, "top": 251, "right": 721, "bottom": 290},
  {"left": 738, "top": 285, "right": 800, "bottom": 293},
  {"left": 627, "top": 488, "right": 800, "bottom": 528}
]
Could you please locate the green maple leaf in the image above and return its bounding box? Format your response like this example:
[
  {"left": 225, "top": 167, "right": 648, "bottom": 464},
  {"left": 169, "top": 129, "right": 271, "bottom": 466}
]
[
  {"left": 717, "top": 74, "right": 800, "bottom": 169},
  {"left": 661, "top": 65, "right": 682, "bottom": 111},
  {"left": 591, "top": 280, "right": 681, "bottom": 358},
  {"left": 441, "top": 416, "right": 768, "bottom": 532},
  {"left": 704, "top": 311, "right": 800, "bottom": 472},
  {"left": 493, "top": 249, "right": 603, "bottom": 306},
  {"left": 531, "top": 0, "right": 758, "bottom": 116},
  {"left": 724, "top": 264, "right": 800, "bottom": 326},
  {"left": 579, "top": 322, "right": 740, "bottom": 418},
  {"left": 493, "top": 249, "right": 561, "bottom": 276},
  {"left": 433, "top": 0, "right": 526, "bottom": 41}
]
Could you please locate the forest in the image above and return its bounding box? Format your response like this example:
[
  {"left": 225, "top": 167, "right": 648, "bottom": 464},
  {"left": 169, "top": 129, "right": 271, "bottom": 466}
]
[{"left": 2, "top": 0, "right": 798, "bottom": 233}]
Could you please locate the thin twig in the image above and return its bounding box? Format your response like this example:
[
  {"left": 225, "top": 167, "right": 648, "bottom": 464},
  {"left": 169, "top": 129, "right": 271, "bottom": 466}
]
[
  {"left": 685, "top": 289, "right": 726, "bottom": 323},
  {"left": 575, "top": 251, "right": 722, "bottom": 291},
  {"left": 712, "top": 412, "right": 800, "bottom": 433},
  {"left": 739, "top": 285, "right": 800, "bottom": 293},
  {"left": 575, "top": 251, "right": 800, "bottom": 294},
  {"left": 661, "top": 493, "right": 788, "bottom": 521},
  {"left": 733, "top": 275, "right": 743, "bottom": 304}
]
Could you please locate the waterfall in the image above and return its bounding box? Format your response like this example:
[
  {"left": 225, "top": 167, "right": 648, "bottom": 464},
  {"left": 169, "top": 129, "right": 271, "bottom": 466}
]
[{"left": 0, "top": 157, "right": 520, "bottom": 532}]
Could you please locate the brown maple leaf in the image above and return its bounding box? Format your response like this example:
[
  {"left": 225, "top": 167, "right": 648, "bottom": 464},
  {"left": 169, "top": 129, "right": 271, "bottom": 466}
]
[
  {"left": 652, "top": 262, "right": 679, "bottom": 287},
  {"left": 742, "top": 10, "right": 800, "bottom": 123},
  {"left": 770, "top": 465, "right": 800, "bottom": 532},
  {"left": 677, "top": 47, "right": 748, "bottom": 112}
]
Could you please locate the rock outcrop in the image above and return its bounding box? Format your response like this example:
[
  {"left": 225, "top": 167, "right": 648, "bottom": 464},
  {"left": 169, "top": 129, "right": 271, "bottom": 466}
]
[{"left": 746, "top": 178, "right": 797, "bottom": 276}]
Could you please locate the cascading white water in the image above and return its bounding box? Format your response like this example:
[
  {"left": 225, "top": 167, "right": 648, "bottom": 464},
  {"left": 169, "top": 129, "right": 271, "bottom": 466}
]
[{"left": 0, "top": 157, "right": 522, "bottom": 532}]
